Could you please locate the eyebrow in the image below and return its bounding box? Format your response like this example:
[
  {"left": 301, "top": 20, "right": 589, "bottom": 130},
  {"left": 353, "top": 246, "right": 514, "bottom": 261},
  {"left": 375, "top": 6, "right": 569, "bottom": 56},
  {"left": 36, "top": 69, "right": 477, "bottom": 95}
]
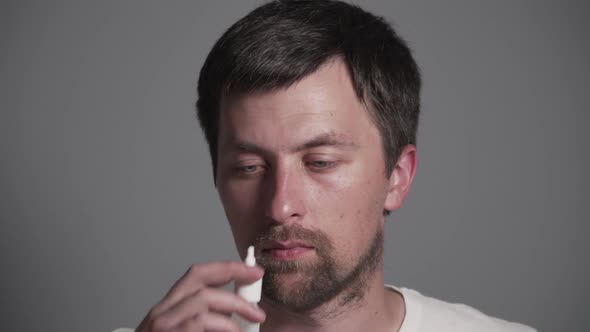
[
  {"left": 292, "top": 132, "right": 358, "bottom": 152},
  {"left": 224, "top": 131, "right": 358, "bottom": 155}
]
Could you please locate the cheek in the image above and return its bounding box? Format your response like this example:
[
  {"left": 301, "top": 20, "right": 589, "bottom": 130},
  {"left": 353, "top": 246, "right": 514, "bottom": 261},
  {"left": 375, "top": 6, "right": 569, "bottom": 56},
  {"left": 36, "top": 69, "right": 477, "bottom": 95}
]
[
  {"left": 313, "top": 165, "right": 387, "bottom": 218},
  {"left": 313, "top": 169, "right": 386, "bottom": 259},
  {"left": 218, "top": 181, "right": 262, "bottom": 248},
  {"left": 220, "top": 175, "right": 265, "bottom": 211}
]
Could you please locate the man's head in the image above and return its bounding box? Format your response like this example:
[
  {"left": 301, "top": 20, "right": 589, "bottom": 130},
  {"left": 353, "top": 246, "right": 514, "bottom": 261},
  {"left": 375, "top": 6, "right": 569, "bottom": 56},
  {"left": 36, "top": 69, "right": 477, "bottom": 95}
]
[
  {"left": 196, "top": 0, "right": 420, "bottom": 313},
  {"left": 198, "top": 0, "right": 421, "bottom": 180}
]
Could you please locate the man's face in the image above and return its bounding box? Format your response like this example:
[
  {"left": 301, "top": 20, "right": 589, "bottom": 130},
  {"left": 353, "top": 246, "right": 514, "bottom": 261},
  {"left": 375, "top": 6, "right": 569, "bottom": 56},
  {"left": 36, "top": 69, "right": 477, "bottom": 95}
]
[{"left": 216, "top": 60, "right": 400, "bottom": 311}]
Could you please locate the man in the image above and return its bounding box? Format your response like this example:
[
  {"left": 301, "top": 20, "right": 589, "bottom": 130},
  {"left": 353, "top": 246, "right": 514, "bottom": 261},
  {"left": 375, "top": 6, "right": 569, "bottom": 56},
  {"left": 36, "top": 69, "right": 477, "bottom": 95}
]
[{"left": 118, "top": 1, "right": 536, "bottom": 331}]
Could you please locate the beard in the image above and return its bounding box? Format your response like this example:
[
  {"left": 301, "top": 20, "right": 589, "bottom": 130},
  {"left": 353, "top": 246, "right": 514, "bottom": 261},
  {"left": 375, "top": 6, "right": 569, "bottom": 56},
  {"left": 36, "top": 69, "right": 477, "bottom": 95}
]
[{"left": 254, "top": 223, "right": 383, "bottom": 313}]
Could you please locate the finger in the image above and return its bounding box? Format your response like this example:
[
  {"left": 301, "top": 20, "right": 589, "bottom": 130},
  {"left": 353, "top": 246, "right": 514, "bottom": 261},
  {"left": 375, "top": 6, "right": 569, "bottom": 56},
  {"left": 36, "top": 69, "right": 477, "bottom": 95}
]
[
  {"left": 183, "top": 261, "right": 264, "bottom": 288},
  {"left": 161, "top": 287, "right": 265, "bottom": 327},
  {"left": 156, "top": 261, "right": 263, "bottom": 315},
  {"left": 180, "top": 311, "right": 241, "bottom": 332}
]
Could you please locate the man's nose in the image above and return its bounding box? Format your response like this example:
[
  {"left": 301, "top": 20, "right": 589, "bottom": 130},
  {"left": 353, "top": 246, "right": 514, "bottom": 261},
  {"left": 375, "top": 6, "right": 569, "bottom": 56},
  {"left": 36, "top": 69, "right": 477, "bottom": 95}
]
[{"left": 264, "top": 165, "right": 306, "bottom": 225}]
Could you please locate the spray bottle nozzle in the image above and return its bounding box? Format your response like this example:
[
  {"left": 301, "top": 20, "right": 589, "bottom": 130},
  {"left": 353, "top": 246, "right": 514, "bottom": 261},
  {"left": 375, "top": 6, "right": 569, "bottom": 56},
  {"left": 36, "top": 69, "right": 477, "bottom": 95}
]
[{"left": 245, "top": 246, "right": 256, "bottom": 267}]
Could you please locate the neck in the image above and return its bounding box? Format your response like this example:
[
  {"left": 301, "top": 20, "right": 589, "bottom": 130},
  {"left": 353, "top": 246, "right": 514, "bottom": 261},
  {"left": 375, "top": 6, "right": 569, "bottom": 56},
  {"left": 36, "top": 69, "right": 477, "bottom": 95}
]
[{"left": 259, "top": 264, "right": 405, "bottom": 332}]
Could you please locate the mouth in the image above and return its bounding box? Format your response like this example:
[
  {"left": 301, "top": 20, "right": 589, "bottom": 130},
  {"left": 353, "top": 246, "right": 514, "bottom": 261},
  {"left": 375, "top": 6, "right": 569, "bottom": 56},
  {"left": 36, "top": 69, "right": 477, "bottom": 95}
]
[{"left": 260, "top": 241, "right": 315, "bottom": 260}]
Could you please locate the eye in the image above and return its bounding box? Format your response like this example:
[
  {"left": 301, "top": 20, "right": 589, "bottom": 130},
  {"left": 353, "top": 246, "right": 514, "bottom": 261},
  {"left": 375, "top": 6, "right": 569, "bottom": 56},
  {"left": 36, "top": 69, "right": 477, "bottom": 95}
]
[
  {"left": 235, "top": 164, "right": 265, "bottom": 177},
  {"left": 306, "top": 160, "right": 337, "bottom": 170},
  {"left": 240, "top": 165, "right": 259, "bottom": 173}
]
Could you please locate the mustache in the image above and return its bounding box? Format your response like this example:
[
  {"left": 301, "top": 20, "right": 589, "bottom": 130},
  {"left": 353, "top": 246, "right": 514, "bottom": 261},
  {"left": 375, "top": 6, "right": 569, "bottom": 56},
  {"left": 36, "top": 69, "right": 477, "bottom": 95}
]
[{"left": 254, "top": 224, "right": 334, "bottom": 251}]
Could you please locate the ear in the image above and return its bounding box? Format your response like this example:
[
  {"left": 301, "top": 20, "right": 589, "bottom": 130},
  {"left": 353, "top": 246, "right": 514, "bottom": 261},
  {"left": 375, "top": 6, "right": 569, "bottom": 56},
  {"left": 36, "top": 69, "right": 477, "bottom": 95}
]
[{"left": 384, "top": 145, "right": 418, "bottom": 212}]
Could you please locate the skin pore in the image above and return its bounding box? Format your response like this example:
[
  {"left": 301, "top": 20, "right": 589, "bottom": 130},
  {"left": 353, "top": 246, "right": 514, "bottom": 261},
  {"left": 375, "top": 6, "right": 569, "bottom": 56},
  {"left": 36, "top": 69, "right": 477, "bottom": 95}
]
[{"left": 215, "top": 59, "right": 417, "bottom": 332}]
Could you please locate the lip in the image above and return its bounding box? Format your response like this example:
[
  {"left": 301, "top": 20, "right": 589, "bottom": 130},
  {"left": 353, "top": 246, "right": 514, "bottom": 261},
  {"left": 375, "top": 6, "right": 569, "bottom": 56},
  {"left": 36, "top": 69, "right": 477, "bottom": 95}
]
[
  {"left": 263, "top": 241, "right": 314, "bottom": 250},
  {"left": 261, "top": 241, "right": 315, "bottom": 260}
]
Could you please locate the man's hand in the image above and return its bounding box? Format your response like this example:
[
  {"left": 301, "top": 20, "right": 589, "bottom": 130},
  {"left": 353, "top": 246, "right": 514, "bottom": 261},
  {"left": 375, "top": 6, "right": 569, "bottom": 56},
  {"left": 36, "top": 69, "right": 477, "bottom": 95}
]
[{"left": 136, "top": 261, "right": 265, "bottom": 332}]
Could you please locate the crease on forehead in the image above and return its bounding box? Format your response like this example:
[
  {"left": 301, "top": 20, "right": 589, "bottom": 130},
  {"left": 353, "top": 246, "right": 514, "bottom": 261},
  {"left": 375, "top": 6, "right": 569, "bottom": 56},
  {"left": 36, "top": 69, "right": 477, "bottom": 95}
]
[{"left": 220, "top": 130, "right": 359, "bottom": 156}]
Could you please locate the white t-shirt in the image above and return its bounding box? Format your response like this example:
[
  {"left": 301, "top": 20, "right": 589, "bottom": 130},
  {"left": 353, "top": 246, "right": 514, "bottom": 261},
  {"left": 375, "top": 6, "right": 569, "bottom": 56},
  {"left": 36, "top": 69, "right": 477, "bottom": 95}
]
[
  {"left": 113, "top": 286, "right": 536, "bottom": 332},
  {"left": 390, "top": 285, "right": 536, "bottom": 332}
]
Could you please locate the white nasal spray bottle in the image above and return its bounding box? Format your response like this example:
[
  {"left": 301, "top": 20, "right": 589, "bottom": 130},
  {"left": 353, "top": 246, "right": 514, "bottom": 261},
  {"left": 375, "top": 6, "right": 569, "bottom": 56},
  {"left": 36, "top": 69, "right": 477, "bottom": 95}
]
[{"left": 234, "top": 246, "right": 263, "bottom": 332}]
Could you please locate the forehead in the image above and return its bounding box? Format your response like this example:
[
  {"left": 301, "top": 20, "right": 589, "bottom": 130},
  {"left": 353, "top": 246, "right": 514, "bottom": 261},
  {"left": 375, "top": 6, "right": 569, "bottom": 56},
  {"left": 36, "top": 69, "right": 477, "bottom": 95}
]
[{"left": 218, "top": 59, "right": 378, "bottom": 152}]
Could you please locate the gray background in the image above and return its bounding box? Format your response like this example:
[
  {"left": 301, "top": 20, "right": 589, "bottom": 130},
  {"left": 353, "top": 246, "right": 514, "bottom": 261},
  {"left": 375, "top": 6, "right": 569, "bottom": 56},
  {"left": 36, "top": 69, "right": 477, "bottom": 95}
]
[{"left": 1, "top": 1, "right": 588, "bottom": 331}]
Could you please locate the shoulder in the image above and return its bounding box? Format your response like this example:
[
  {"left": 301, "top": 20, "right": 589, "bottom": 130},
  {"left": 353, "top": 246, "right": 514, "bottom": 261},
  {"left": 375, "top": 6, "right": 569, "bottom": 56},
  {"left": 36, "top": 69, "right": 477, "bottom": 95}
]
[{"left": 390, "top": 286, "right": 537, "bottom": 332}]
